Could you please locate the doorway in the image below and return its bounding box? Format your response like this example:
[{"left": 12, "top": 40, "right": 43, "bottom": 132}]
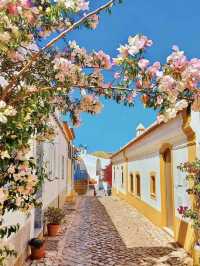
[{"left": 163, "top": 148, "right": 174, "bottom": 230}]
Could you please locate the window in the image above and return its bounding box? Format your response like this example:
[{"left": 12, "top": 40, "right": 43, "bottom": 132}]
[
  {"left": 136, "top": 174, "right": 141, "bottom": 197},
  {"left": 121, "top": 166, "right": 124, "bottom": 186},
  {"left": 150, "top": 174, "right": 156, "bottom": 199},
  {"left": 130, "top": 173, "right": 134, "bottom": 193}
]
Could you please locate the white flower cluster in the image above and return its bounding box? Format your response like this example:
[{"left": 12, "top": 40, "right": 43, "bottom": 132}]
[
  {"left": 56, "top": 0, "right": 89, "bottom": 12},
  {"left": 0, "top": 101, "right": 17, "bottom": 124}
]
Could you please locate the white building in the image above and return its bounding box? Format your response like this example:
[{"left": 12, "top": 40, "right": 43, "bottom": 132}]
[
  {"left": 112, "top": 109, "right": 200, "bottom": 255},
  {"left": 4, "top": 113, "right": 75, "bottom": 266},
  {"left": 81, "top": 153, "right": 110, "bottom": 187}
]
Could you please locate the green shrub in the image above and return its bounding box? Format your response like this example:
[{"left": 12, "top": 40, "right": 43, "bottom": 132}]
[{"left": 44, "top": 207, "right": 65, "bottom": 224}]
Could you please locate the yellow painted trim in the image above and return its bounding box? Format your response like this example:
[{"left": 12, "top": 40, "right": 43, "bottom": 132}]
[
  {"left": 180, "top": 109, "right": 197, "bottom": 255},
  {"left": 128, "top": 172, "right": 134, "bottom": 194},
  {"left": 174, "top": 217, "right": 195, "bottom": 253},
  {"left": 150, "top": 171, "right": 157, "bottom": 200},
  {"left": 181, "top": 109, "right": 196, "bottom": 161},
  {"left": 159, "top": 144, "right": 176, "bottom": 232},
  {"left": 134, "top": 171, "right": 141, "bottom": 198},
  {"left": 112, "top": 188, "right": 163, "bottom": 227}
]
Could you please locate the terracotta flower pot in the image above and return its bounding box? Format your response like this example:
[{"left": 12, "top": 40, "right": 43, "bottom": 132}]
[
  {"left": 30, "top": 243, "right": 45, "bottom": 260},
  {"left": 47, "top": 223, "right": 60, "bottom": 236}
]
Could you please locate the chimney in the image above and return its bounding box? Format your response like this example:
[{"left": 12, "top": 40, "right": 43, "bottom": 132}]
[{"left": 136, "top": 123, "right": 145, "bottom": 137}]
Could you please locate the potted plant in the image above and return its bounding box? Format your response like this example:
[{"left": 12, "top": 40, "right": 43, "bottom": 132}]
[
  {"left": 28, "top": 238, "right": 45, "bottom": 260},
  {"left": 44, "top": 207, "right": 65, "bottom": 236}
]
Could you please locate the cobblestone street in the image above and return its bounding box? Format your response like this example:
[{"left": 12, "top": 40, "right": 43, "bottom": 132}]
[
  {"left": 61, "top": 196, "right": 192, "bottom": 266},
  {"left": 27, "top": 195, "right": 193, "bottom": 266}
]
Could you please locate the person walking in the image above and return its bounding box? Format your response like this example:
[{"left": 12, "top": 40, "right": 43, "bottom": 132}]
[{"left": 102, "top": 181, "right": 108, "bottom": 196}]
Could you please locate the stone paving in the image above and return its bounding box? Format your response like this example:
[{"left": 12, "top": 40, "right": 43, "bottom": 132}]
[{"left": 26, "top": 195, "right": 193, "bottom": 266}]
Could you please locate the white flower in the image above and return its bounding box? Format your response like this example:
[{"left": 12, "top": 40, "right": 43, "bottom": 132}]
[
  {"left": 8, "top": 165, "right": 15, "bottom": 174},
  {"left": 0, "top": 150, "right": 10, "bottom": 159},
  {"left": 69, "top": 40, "right": 79, "bottom": 49},
  {"left": 0, "top": 113, "right": 7, "bottom": 123},
  {"left": 0, "top": 32, "right": 10, "bottom": 43},
  {"left": 4, "top": 106, "right": 17, "bottom": 116},
  {"left": 0, "top": 76, "right": 8, "bottom": 88},
  {"left": 175, "top": 99, "right": 188, "bottom": 111},
  {"left": 0, "top": 188, "right": 7, "bottom": 205},
  {"left": 0, "top": 100, "right": 6, "bottom": 109},
  {"left": 64, "top": 0, "right": 74, "bottom": 9},
  {"left": 165, "top": 108, "right": 177, "bottom": 119}
]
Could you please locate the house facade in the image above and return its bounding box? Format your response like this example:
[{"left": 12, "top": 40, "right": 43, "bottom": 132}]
[
  {"left": 111, "top": 109, "right": 200, "bottom": 254},
  {"left": 3, "top": 113, "right": 75, "bottom": 266},
  {"left": 81, "top": 153, "right": 110, "bottom": 188},
  {"left": 102, "top": 163, "right": 112, "bottom": 187}
]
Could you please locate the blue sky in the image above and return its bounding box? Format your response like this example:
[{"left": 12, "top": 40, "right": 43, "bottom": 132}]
[{"left": 63, "top": 0, "right": 200, "bottom": 153}]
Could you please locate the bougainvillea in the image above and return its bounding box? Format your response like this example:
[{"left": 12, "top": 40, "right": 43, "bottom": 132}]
[
  {"left": 177, "top": 160, "right": 200, "bottom": 243},
  {"left": 0, "top": 0, "right": 123, "bottom": 264},
  {"left": 1, "top": 0, "right": 200, "bottom": 263},
  {"left": 113, "top": 34, "right": 200, "bottom": 122}
]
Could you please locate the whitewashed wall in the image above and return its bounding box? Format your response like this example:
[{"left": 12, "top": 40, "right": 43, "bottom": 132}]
[
  {"left": 112, "top": 114, "right": 190, "bottom": 214},
  {"left": 82, "top": 154, "right": 110, "bottom": 184},
  {"left": 172, "top": 144, "right": 190, "bottom": 219},
  {"left": 128, "top": 152, "right": 161, "bottom": 211},
  {"left": 42, "top": 117, "right": 68, "bottom": 209},
  {"left": 3, "top": 115, "right": 72, "bottom": 265},
  {"left": 113, "top": 163, "right": 126, "bottom": 194}
]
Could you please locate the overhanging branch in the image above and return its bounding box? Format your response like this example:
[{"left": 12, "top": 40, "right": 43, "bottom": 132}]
[{"left": 1, "top": 0, "right": 115, "bottom": 100}]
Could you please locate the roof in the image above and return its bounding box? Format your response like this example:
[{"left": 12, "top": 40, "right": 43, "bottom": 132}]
[
  {"left": 63, "top": 122, "right": 75, "bottom": 141},
  {"left": 52, "top": 113, "right": 75, "bottom": 142},
  {"left": 111, "top": 120, "right": 162, "bottom": 159}
]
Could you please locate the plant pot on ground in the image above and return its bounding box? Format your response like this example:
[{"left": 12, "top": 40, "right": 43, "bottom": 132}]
[
  {"left": 29, "top": 238, "right": 45, "bottom": 260},
  {"left": 44, "top": 206, "right": 65, "bottom": 236}
]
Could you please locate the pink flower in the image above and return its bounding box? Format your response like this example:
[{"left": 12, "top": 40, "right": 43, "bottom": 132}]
[
  {"left": 177, "top": 206, "right": 188, "bottom": 215},
  {"left": 7, "top": 50, "right": 24, "bottom": 62},
  {"left": 182, "top": 58, "right": 200, "bottom": 88},
  {"left": 147, "top": 61, "right": 161, "bottom": 77},
  {"left": 24, "top": 10, "right": 36, "bottom": 24},
  {"left": 7, "top": 3, "right": 18, "bottom": 15},
  {"left": 114, "top": 72, "right": 120, "bottom": 79},
  {"left": 159, "top": 75, "right": 176, "bottom": 92},
  {"left": 157, "top": 95, "right": 163, "bottom": 105},
  {"left": 136, "top": 79, "right": 142, "bottom": 89},
  {"left": 127, "top": 95, "right": 133, "bottom": 103},
  {"left": 0, "top": 188, "right": 7, "bottom": 205},
  {"left": 88, "top": 14, "right": 99, "bottom": 30},
  {"left": 94, "top": 50, "right": 112, "bottom": 69},
  {"left": 192, "top": 93, "right": 200, "bottom": 111},
  {"left": 138, "top": 58, "right": 149, "bottom": 70},
  {"left": 128, "top": 35, "right": 153, "bottom": 55},
  {"left": 21, "top": 0, "right": 32, "bottom": 9},
  {"left": 78, "top": 0, "right": 89, "bottom": 11},
  {"left": 167, "top": 47, "right": 187, "bottom": 71}
]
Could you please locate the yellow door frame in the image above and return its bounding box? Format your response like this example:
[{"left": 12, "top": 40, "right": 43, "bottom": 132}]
[{"left": 159, "top": 143, "right": 176, "bottom": 232}]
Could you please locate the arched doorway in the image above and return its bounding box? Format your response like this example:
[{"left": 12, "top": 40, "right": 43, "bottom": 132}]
[
  {"left": 160, "top": 145, "right": 175, "bottom": 234},
  {"left": 163, "top": 148, "right": 174, "bottom": 230}
]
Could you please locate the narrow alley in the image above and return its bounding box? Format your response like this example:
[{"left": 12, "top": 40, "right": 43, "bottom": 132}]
[{"left": 28, "top": 195, "right": 192, "bottom": 266}]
